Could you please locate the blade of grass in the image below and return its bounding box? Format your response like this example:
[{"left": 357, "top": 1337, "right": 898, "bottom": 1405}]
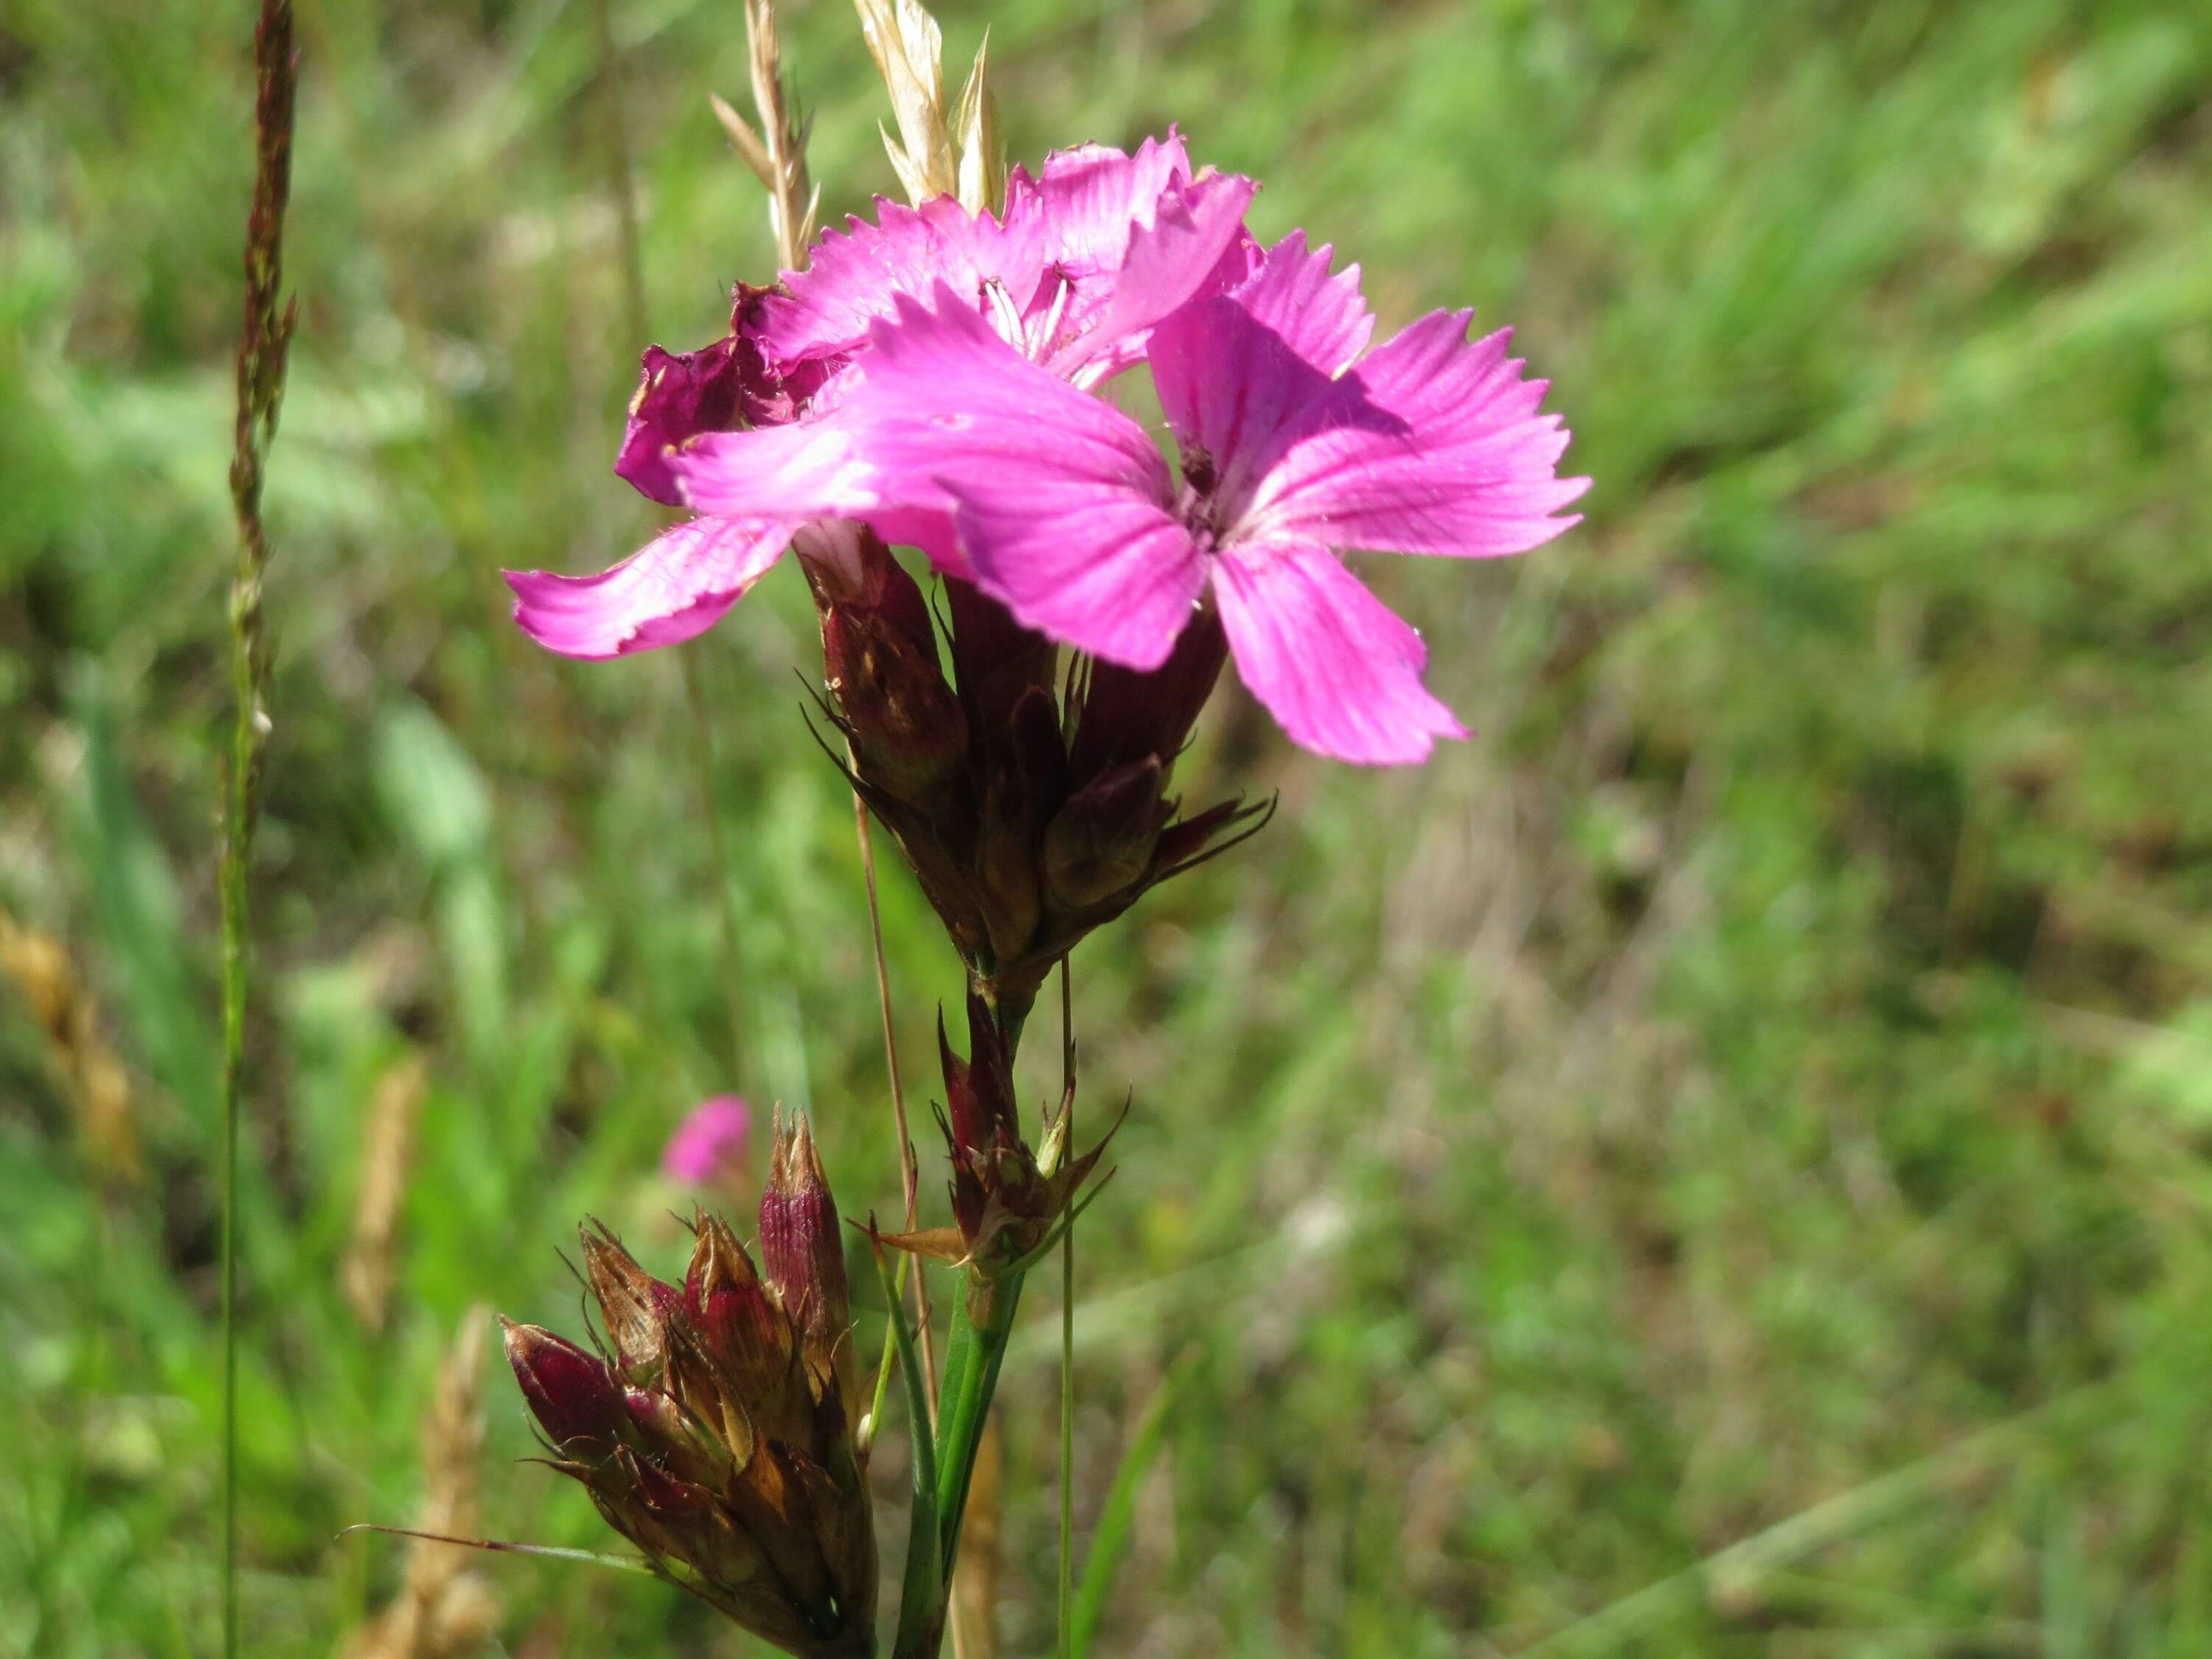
[
  {"left": 1517, "top": 1385, "right": 2119, "bottom": 1658},
  {"left": 220, "top": 4, "right": 297, "bottom": 1655},
  {"left": 1068, "top": 1349, "right": 1197, "bottom": 1659},
  {"left": 337, "top": 1525, "right": 660, "bottom": 1576}
]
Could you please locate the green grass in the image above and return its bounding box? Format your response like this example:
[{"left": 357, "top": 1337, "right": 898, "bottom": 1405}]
[{"left": 5, "top": 0, "right": 2212, "bottom": 1654}]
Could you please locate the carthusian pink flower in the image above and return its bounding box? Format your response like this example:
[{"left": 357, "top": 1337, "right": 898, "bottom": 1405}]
[
  {"left": 505, "top": 133, "right": 1253, "bottom": 659},
  {"left": 731, "top": 233, "right": 1587, "bottom": 765},
  {"left": 662, "top": 1093, "right": 752, "bottom": 1186}
]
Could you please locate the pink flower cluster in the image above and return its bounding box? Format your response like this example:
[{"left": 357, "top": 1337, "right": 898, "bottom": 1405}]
[{"left": 507, "top": 134, "right": 1586, "bottom": 765}]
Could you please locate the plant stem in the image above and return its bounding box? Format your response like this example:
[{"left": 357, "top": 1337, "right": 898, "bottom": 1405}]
[
  {"left": 1057, "top": 960, "right": 1075, "bottom": 1659},
  {"left": 222, "top": 6, "right": 296, "bottom": 1656},
  {"left": 897, "top": 962, "right": 1093, "bottom": 1658},
  {"left": 931, "top": 1276, "right": 1024, "bottom": 1584},
  {"left": 899, "top": 1256, "right": 1029, "bottom": 1659},
  {"left": 855, "top": 785, "right": 940, "bottom": 1416}
]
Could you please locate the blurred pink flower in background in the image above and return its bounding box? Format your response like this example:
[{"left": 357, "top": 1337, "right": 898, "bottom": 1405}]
[{"left": 662, "top": 1094, "right": 753, "bottom": 1186}]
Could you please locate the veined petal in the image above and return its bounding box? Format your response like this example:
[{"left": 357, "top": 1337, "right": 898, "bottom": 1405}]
[
  {"left": 754, "top": 133, "right": 1249, "bottom": 390},
  {"left": 1047, "top": 169, "right": 1259, "bottom": 385},
  {"left": 1222, "top": 230, "right": 1373, "bottom": 377},
  {"left": 506, "top": 515, "right": 792, "bottom": 660},
  {"left": 1150, "top": 293, "right": 1366, "bottom": 517},
  {"left": 1029, "top": 131, "right": 1193, "bottom": 274},
  {"left": 949, "top": 486, "right": 1203, "bottom": 671},
  {"left": 1212, "top": 538, "right": 1466, "bottom": 765},
  {"left": 844, "top": 290, "right": 1203, "bottom": 669},
  {"left": 757, "top": 191, "right": 1043, "bottom": 368},
  {"left": 672, "top": 417, "right": 880, "bottom": 521},
  {"left": 1248, "top": 310, "right": 1589, "bottom": 558}
]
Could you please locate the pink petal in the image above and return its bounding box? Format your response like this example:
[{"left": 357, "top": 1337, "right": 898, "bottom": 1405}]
[
  {"left": 668, "top": 406, "right": 976, "bottom": 575},
  {"left": 670, "top": 417, "right": 880, "bottom": 521},
  {"left": 843, "top": 291, "right": 1205, "bottom": 670},
  {"left": 1222, "top": 230, "right": 1374, "bottom": 377},
  {"left": 614, "top": 301, "right": 834, "bottom": 505},
  {"left": 1211, "top": 538, "right": 1467, "bottom": 766},
  {"left": 1046, "top": 169, "right": 1259, "bottom": 386},
  {"left": 756, "top": 191, "right": 1041, "bottom": 368},
  {"left": 505, "top": 515, "right": 790, "bottom": 659},
  {"left": 753, "top": 133, "right": 1250, "bottom": 392},
  {"left": 1028, "top": 131, "right": 1193, "bottom": 274},
  {"left": 1149, "top": 291, "right": 1349, "bottom": 515},
  {"left": 616, "top": 341, "right": 747, "bottom": 506},
  {"left": 1250, "top": 310, "right": 1590, "bottom": 558}
]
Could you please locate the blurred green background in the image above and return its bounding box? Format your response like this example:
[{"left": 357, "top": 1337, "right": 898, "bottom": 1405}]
[{"left": 7, "top": 0, "right": 2212, "bottom": 1654}]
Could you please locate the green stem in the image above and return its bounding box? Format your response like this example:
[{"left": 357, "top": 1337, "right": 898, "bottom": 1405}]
[
  {"left": 878, "top": 1247, "right": 943, "bottom": 1659},
  {"left": 933, "top": 1273, "right": 1023, "bottom": 1566},
  {"left": 897, "top": 964, "right": 1068, "bottom": 1656},
  {"left": 1057, "top": 1214, "right": 1074, "bottom": 1658},
  {"left": 1057, "top": 957, "right": 1076, "bottom": 1659},
  {"left": 891, "top": 1269, "right": 1024, "bottom": 1659}
]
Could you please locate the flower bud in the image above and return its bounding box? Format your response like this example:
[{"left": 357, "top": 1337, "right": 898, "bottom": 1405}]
[
  {"left": 1067, "top": 608, "right": 1228, "bottom": 780},
  {"left": 808, "top": 575, "right": 1267, "bottom": 1032},
  {"left": 502, "top": 1208, "right": 874, "bottom": 1658},
  {"left": 1043, "top": 756, "right": 1172, "bottom": 910},
  {"left": 975, "top": 687, "right": 1065, "bottom": 964},
  {"left": 502, "top": 1320, "right": 629, "bottom": 1453},
  {"left": 945, "top": 574, "right": 1057, "bottom": 742},
  {"left": 883, "top": 993, "right": 1112, "bottom": 1281},
  {"left": 578, "top": 1225, "right": 679, "bottom": 1382},
  {"left": 759, "top": 1110, "right": 858, "bottom": 1423},
  {"left": 804, "top": 527, "right": 970, "bottom": 801}
]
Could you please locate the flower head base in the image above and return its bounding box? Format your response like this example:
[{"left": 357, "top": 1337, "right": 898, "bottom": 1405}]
[
  {"left": 502, "top": 1116, "right": 869, "bottom": 1658},
  {"left": 801, "top": 527, "right": 1265, "bottom": 1028}
]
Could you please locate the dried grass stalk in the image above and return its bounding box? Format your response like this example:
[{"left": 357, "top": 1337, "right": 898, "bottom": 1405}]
[
  {"left": 0, "top": 905, "right": 139, "bottom": 1184},
  {"left": 948, "top": 1412, "right": 1003, "bottom": 1659},
  {"left": 341, "top": 1051, "right": 430, "bottom": 1331},
  {"left": 343, "top": 1310, "right": 501, "bottom": 1659}
]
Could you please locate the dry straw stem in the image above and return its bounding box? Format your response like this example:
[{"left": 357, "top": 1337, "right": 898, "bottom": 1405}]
[
  {"left": 342, "top": 1311, "right": 501, "bottom": 1659},
  {"left": 855, "top": 0, "right": 1002, "bottom": 209},
  {"left": 0, "top": 904, "right": 139, "bottom": 1183},
  {"left": 341, "top": 1051, "right": 430, "bottom": 1331},
  {"left": 709, "top": 0, "right": 818, "bottom": 268},
  {"left": 950, "top": 32, "right": 1004, "bottom": 217}
]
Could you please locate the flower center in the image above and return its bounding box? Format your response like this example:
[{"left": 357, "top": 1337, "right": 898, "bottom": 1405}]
[
  {"left": 1172, "top": 445, "right": 1223, "bottom": 552},
  {"left": 979, "top": 269, "right": 1079, "bottom": 364}
]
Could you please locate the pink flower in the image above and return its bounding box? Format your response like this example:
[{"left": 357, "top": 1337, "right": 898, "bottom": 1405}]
[
  {"left": 755, "top": 132, "right": 1254, "bottom": 389},
  {"left": 771, "top": 233, "right": 1587, "bottom": 765},
  {"left": 661, "top": 1094, "right": 752, "bottom": 1186},
  {"left": 504, "top": 134, "right": 1254, "bottom": 660}
]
